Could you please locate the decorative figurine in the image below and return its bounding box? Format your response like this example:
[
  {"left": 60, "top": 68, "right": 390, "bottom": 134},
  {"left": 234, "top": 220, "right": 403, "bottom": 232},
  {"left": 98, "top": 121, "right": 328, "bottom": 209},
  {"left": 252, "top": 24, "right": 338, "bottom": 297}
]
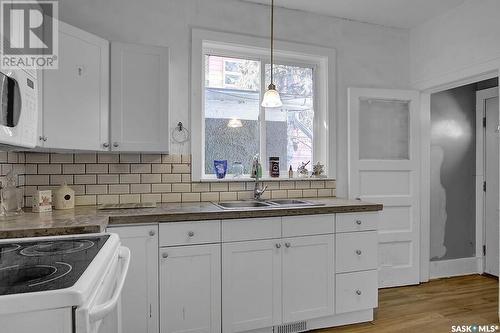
[
  {"left": 297, "top": 161, "right": 310, "bottom": 178},
  {"left": 312, "top": 162, "right": 326, "bottom": 178}
]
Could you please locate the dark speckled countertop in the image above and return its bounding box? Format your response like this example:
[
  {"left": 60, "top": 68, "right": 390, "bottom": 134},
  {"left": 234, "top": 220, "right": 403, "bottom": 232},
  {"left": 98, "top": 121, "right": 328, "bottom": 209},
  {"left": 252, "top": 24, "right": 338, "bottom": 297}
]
[{"left": 0, "top": 197, "right": 382, "bottom": 239}]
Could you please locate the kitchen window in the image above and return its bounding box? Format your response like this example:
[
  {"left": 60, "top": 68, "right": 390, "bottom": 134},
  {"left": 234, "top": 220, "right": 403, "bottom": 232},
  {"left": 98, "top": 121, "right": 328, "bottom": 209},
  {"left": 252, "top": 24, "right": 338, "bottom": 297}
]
[{"left": 191, "top": 30, "right": 334, "bottom": 181}]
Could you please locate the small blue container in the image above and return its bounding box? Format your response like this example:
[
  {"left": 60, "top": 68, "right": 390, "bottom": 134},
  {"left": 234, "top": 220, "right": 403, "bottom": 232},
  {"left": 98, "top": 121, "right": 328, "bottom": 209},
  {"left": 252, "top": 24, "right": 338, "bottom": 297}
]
[{"left": 214, "top": 160, "right": 228, "bottom": 179}]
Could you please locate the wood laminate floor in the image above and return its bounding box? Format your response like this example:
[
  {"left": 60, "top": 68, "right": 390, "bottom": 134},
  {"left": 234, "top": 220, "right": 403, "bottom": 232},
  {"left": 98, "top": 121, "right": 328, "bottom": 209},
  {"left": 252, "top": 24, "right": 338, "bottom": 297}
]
[{"left": 317, "top": 275, "right": 499, "bottom": 333}]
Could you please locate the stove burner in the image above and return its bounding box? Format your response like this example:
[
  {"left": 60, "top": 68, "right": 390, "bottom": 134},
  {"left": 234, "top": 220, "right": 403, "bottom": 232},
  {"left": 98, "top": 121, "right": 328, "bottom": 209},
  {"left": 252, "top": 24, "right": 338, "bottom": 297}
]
[
  {"left": 20, "top": 240, "right": 95, "bottom": 257},
  {"left": 0, "top": 243, "right": 20, "bottom": 254},
  {"left": 0, "top": 262, "right": 72, "bottom": 292}
]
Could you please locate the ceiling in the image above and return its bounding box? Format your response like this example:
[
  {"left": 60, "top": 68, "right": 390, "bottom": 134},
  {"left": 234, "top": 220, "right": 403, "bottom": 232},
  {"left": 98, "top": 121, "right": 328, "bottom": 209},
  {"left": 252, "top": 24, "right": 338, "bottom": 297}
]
[{"left": 235, "top": 0, "right": 466, "bottom": 29}]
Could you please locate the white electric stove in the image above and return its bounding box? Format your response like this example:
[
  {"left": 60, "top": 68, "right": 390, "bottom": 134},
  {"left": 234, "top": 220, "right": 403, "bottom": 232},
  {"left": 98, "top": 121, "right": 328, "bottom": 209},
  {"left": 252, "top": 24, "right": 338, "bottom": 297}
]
[{"left": 0, "top": 233, "right": 130, "bottom": 333}]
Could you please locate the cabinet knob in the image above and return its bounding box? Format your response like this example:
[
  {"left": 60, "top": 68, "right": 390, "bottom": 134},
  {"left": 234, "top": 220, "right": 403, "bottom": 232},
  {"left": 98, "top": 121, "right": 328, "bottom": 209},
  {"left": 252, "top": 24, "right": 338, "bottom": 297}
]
[
  {"left": 275, "top": 243, "right": 281, "bottom": 249},
  {"left": 355, "top": 249, "right": 362, "bottom": 256},
  {"left": 103, "top": 143, "right": 110, "bottom": 148},
  {"left": 285, "top": 242, "right": 291, "bottom": 248},
  {"left": 162, "top": 253, "right": 168, "bottom": 259},
  {"left": 149, "top": 230, "right": 156, "bottom": 236},
  {"left": 355, "top": 289, "right": 362, "bottom": 296},
  {"left": 113, "top": 142, "right": 119, "bottom": 148},
  {"left": 355, "top": 220, "right": 362, "bottom": 225},
  {"left": 188, "top": 231, "right": 195, "bottom": 237}
]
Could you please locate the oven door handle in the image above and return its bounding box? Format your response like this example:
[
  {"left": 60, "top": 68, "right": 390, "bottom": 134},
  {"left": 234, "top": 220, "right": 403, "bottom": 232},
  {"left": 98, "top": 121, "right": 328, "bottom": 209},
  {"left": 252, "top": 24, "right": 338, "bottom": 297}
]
[{"left": 89, "top": 246, "right": 131, "bottom": 323}]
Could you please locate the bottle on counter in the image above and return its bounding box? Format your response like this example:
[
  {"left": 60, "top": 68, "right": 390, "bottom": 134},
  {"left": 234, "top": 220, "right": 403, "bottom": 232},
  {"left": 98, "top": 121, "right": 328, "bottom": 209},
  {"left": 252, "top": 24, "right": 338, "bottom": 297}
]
[
  {"left": 288, "top": 165, "right": 294, "bottom": 178},
  {"left": 269, "top": 157, "right": 280, "bottom": 178}
]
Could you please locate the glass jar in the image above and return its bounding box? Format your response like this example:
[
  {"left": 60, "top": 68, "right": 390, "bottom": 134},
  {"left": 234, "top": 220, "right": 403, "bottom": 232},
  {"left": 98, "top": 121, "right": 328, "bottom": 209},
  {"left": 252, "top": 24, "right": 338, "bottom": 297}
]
[{"left": 231, "top": 161, "right": 244, "bottom": 178}]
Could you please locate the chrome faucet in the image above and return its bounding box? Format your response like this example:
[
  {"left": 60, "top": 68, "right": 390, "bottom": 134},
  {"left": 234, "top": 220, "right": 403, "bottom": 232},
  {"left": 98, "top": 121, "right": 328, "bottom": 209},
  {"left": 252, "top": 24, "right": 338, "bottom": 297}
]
[{"left": 253, "top": 173, "right": 268, "bottom": 200}]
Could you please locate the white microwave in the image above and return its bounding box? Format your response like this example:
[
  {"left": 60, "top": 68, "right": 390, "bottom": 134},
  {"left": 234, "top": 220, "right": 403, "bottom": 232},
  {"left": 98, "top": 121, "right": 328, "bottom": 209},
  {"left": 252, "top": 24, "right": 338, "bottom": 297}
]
[{"left": 0, "top": 67, "right": 38, "bottom": 148}]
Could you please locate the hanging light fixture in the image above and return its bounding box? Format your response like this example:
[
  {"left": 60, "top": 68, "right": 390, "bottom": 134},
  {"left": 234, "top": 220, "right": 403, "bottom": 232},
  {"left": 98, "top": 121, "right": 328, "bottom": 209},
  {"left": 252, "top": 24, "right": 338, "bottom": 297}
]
[{"left": 261, "top": 0, "right": 283, "bottom": 108}]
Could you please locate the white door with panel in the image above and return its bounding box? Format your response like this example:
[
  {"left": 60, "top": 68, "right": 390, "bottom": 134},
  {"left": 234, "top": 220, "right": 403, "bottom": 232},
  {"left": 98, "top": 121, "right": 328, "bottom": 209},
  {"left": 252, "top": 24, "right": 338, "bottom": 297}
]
[
  {"left": 222, "top": 240, "right": 282, "bottom": 333},
  {"left": 108, "top": 225, "right": 159, "bottom": 333},
  {"left": 39, "top": 21, "right": 109, "bottom": 150},
  {"left": 478, "top": 87, "right": 500, "bottom": 276},
  {"left": 111, "top": 42, "right": 169, "bottom": 152},
  {"left": 282, "top": 235, "right": 334, "bottom": 322},
  {"left": 159, "top": 244, "right": 221, "bottom": 333},
  {"left": 348, "top": 88, "right": 420, "bottom": 287}
]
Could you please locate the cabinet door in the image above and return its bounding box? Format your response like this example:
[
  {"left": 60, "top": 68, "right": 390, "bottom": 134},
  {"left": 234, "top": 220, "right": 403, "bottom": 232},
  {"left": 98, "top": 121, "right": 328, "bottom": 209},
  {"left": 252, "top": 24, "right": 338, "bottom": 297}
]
[
  {"left": 159, "top": 244, "right": 221, "bottom": 333},
  {"left": 108, "top": 225, "right": 159, "bottom": 333},
  {"left": 222, "top": 240, "right": 282, "bottom": 333},
  {"left": 282, "top": 235, "right": 334, "bottom": 322},
  {"left": 40, "top": 21, "right": 109, "bottom": 150},
  {"left": 111, "top": 42, "right": 169, "bottom": 152}
]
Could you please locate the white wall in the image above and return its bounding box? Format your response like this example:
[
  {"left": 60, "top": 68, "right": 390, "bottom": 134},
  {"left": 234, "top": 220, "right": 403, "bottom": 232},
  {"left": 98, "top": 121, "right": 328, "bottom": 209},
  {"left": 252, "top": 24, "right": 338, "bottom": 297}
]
[
  {"left": 59, "top": 0, "right": 410, "bottom": 196},
  {"left": 410, "top": 0, "right": 500, "bottom": 88}
]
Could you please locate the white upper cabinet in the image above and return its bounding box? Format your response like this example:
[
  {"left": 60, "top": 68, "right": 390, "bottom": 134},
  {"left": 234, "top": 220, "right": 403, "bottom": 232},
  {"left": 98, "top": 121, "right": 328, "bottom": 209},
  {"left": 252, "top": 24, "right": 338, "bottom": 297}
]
[
  {"left": 110, "top": 42, "right": 169, "bottom": 152},
  {"left": 39, "top": 21, "right": 109, "bottom": 151}
]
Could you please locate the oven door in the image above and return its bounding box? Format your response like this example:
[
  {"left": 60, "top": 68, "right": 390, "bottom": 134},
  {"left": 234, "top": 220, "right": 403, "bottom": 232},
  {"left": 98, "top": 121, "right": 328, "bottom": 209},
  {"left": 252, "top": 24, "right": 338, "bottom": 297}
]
[{"left": 75, "top": 246, "right": 131, "bottom": 333}]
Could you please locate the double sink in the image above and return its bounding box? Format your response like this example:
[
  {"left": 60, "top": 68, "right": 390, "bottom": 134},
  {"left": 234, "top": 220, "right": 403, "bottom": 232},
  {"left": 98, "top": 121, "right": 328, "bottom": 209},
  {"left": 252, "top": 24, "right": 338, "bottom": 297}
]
[{"left": 213, "top": 199, "right": 323, "bottom": 210}]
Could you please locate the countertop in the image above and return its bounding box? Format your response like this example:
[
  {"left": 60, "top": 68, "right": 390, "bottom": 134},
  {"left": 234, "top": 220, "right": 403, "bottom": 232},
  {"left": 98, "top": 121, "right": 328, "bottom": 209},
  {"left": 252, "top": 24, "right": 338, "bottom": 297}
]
[{"left": 0, "top": 197, "right": 382, "bottom": 239}]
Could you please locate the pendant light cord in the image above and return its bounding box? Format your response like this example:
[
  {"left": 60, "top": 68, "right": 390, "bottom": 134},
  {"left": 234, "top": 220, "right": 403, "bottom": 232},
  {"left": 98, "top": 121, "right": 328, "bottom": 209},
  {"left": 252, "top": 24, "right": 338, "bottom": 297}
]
[{"left": 270, "top": 0, "right": 274, "bottom": 86}]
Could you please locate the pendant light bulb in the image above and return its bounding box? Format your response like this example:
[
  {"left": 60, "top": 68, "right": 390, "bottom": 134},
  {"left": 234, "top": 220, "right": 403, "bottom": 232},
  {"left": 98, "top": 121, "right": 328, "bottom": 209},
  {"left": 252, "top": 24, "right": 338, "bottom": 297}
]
[
  {"left": 261, "top": 0, "right": 282, "bottom": 108},
  {"left": 262, "top": 83, "right": 283, "bottom": 108}
]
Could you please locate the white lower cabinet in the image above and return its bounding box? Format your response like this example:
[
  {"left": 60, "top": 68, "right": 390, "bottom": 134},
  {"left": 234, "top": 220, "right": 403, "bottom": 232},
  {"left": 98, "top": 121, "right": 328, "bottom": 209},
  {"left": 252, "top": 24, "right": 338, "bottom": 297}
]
[
  {"left": 113, "top": 213, "right": 379, "bottom": 333},
  {"left": 335, "top": 270, "right": 378, "bottom": 314},
  {"left": 222, "top": 240, "right": 282, "bottom": 333},
  {"left": 107, "top": 225, "right": 159, "bottom": 333},
  {"left": 282, "top": 235, "right": 334, "bottom": 322},
  {"left": 160, "top": 244, "right": 221, "bottom": 333}
]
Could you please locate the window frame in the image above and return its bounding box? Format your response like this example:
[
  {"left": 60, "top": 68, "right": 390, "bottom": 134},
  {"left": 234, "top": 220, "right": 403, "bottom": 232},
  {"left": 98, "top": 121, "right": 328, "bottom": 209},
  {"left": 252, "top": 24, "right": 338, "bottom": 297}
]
[{"left": 191, "top": 29, "right": 336, "bottom": 181}]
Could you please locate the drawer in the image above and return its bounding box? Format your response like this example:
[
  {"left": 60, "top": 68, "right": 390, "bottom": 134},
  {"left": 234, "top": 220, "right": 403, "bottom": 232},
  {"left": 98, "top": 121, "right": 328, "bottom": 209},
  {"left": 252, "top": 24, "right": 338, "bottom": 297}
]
[
  {"left": 336, "top": 212, "right": 379, "bottom": 233},
  {"left": 336, "top": 270, "right": 378, "bottom": 314},
  {"left": 222, "top": 217, "right": 281, "bottom": 242},
  {"left": 282, "top": 214, "right": 335, "bottom": 237},
  {"left": 336, "top": 231, "right": 378, "bottom": 273},
  {"left": 159, "top": 220, "right": 220, "bottom": 246}
]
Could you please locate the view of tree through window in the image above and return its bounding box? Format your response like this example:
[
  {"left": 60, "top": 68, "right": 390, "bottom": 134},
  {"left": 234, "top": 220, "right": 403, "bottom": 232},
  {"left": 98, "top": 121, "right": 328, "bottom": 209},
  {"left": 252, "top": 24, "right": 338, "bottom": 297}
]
[{"left": 204, "top": 54, "right": 314, "bottom": 176}]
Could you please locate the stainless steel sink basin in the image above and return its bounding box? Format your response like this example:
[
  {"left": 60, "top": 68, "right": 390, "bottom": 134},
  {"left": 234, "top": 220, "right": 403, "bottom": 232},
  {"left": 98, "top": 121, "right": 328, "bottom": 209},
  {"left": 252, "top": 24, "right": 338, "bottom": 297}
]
[
  {"left": 213, "top": 201, "right": 273, "bottom": 209},
  {"left": 213, "top": 199, "right": 323, "bottom": 210},
  {"left": 267, "top": 199, "right": 314, "bottom": 206}
]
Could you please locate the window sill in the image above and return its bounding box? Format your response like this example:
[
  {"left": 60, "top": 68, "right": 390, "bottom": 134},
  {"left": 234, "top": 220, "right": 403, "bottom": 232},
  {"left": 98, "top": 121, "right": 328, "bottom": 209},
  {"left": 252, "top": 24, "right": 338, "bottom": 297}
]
[{"left": 197, "top": 176, "right": 335, "bottom": 183}]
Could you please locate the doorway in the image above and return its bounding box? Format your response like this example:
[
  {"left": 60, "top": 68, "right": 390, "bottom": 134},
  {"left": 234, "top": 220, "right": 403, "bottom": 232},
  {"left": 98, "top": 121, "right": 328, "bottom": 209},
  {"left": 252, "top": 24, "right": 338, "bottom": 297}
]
[{"left": 428, "top": 77, "right": 499, "bottom": 278}]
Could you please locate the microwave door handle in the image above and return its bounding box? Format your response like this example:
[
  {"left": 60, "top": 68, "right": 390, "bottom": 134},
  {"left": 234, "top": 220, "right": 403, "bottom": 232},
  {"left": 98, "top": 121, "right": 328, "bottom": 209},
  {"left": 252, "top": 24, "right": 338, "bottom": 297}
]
[{"left": 88, "top": 246, "right": 131, "bottom": 324}]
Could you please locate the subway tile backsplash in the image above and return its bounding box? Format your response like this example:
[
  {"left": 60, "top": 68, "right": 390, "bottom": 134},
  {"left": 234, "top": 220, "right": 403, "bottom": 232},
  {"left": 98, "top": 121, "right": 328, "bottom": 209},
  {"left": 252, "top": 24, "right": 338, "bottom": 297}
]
[{"left": 0, "top": 152, "right": 336, "bottom": 207}]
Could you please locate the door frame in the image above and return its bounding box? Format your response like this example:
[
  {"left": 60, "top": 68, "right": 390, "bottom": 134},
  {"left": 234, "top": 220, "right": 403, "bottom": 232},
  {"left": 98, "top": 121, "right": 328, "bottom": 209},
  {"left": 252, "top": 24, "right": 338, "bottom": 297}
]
[
  {"left": 477, "top": 87, "right": 500, "bottom": 275},
  {"left": 413, "top": 60, "right": 500, "bottom": 282}
]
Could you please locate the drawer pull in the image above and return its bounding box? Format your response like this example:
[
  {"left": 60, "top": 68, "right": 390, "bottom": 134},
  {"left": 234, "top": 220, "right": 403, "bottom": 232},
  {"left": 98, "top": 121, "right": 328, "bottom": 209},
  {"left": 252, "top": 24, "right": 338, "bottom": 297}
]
[
  {"left": 355, "top": 220, "right": 362, "bottom": 225},
  {"left": 355, "top": 289, "right": 362, "bottom": 296},
  {"left": 187, "top": 231, "right": 195, "bottom": 237},
  {"left": 162, "top": 253, "right": 168, "bottom": 259},
  {"left": 275, "top": 243, "right": 281, "bottom": 249},
  {"left": 149, "top": 230, "right": 156, "bottom": 236},
  {"left": 355, "top": 249, "right": 362, "bottom": 256},
  {"left": 285, "top": 242, "right": 291, "bottom": 248}
]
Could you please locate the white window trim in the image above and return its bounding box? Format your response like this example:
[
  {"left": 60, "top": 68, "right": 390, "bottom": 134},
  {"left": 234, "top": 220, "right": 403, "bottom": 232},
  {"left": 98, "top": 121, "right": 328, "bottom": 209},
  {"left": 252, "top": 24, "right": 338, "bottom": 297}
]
[{"left": 191, "top": 28, "right": 336, "bottom": 181}]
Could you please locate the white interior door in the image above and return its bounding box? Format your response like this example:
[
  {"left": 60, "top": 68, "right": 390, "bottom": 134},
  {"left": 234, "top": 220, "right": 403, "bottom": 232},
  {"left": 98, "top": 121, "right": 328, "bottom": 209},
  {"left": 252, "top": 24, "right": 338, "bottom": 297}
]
[
  {"left": 478, "top": 87, "right": 500, "bottom": 276},
  {"left": 349, "top": 88, "right": 420, "bottom": 288}
]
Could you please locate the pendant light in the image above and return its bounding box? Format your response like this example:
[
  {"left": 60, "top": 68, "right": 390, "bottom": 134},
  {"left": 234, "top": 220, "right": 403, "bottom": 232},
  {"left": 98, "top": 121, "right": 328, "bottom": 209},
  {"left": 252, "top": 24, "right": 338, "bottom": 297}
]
[{"left": 261, "top": 0, "right": 283, "bottom": 108}]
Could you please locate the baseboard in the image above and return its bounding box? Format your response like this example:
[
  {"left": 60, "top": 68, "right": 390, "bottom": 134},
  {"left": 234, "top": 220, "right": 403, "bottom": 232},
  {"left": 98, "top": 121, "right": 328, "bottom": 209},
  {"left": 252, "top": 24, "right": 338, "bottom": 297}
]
[{"left": 429, "top": 257, "right": 481, "bottom": 279}]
